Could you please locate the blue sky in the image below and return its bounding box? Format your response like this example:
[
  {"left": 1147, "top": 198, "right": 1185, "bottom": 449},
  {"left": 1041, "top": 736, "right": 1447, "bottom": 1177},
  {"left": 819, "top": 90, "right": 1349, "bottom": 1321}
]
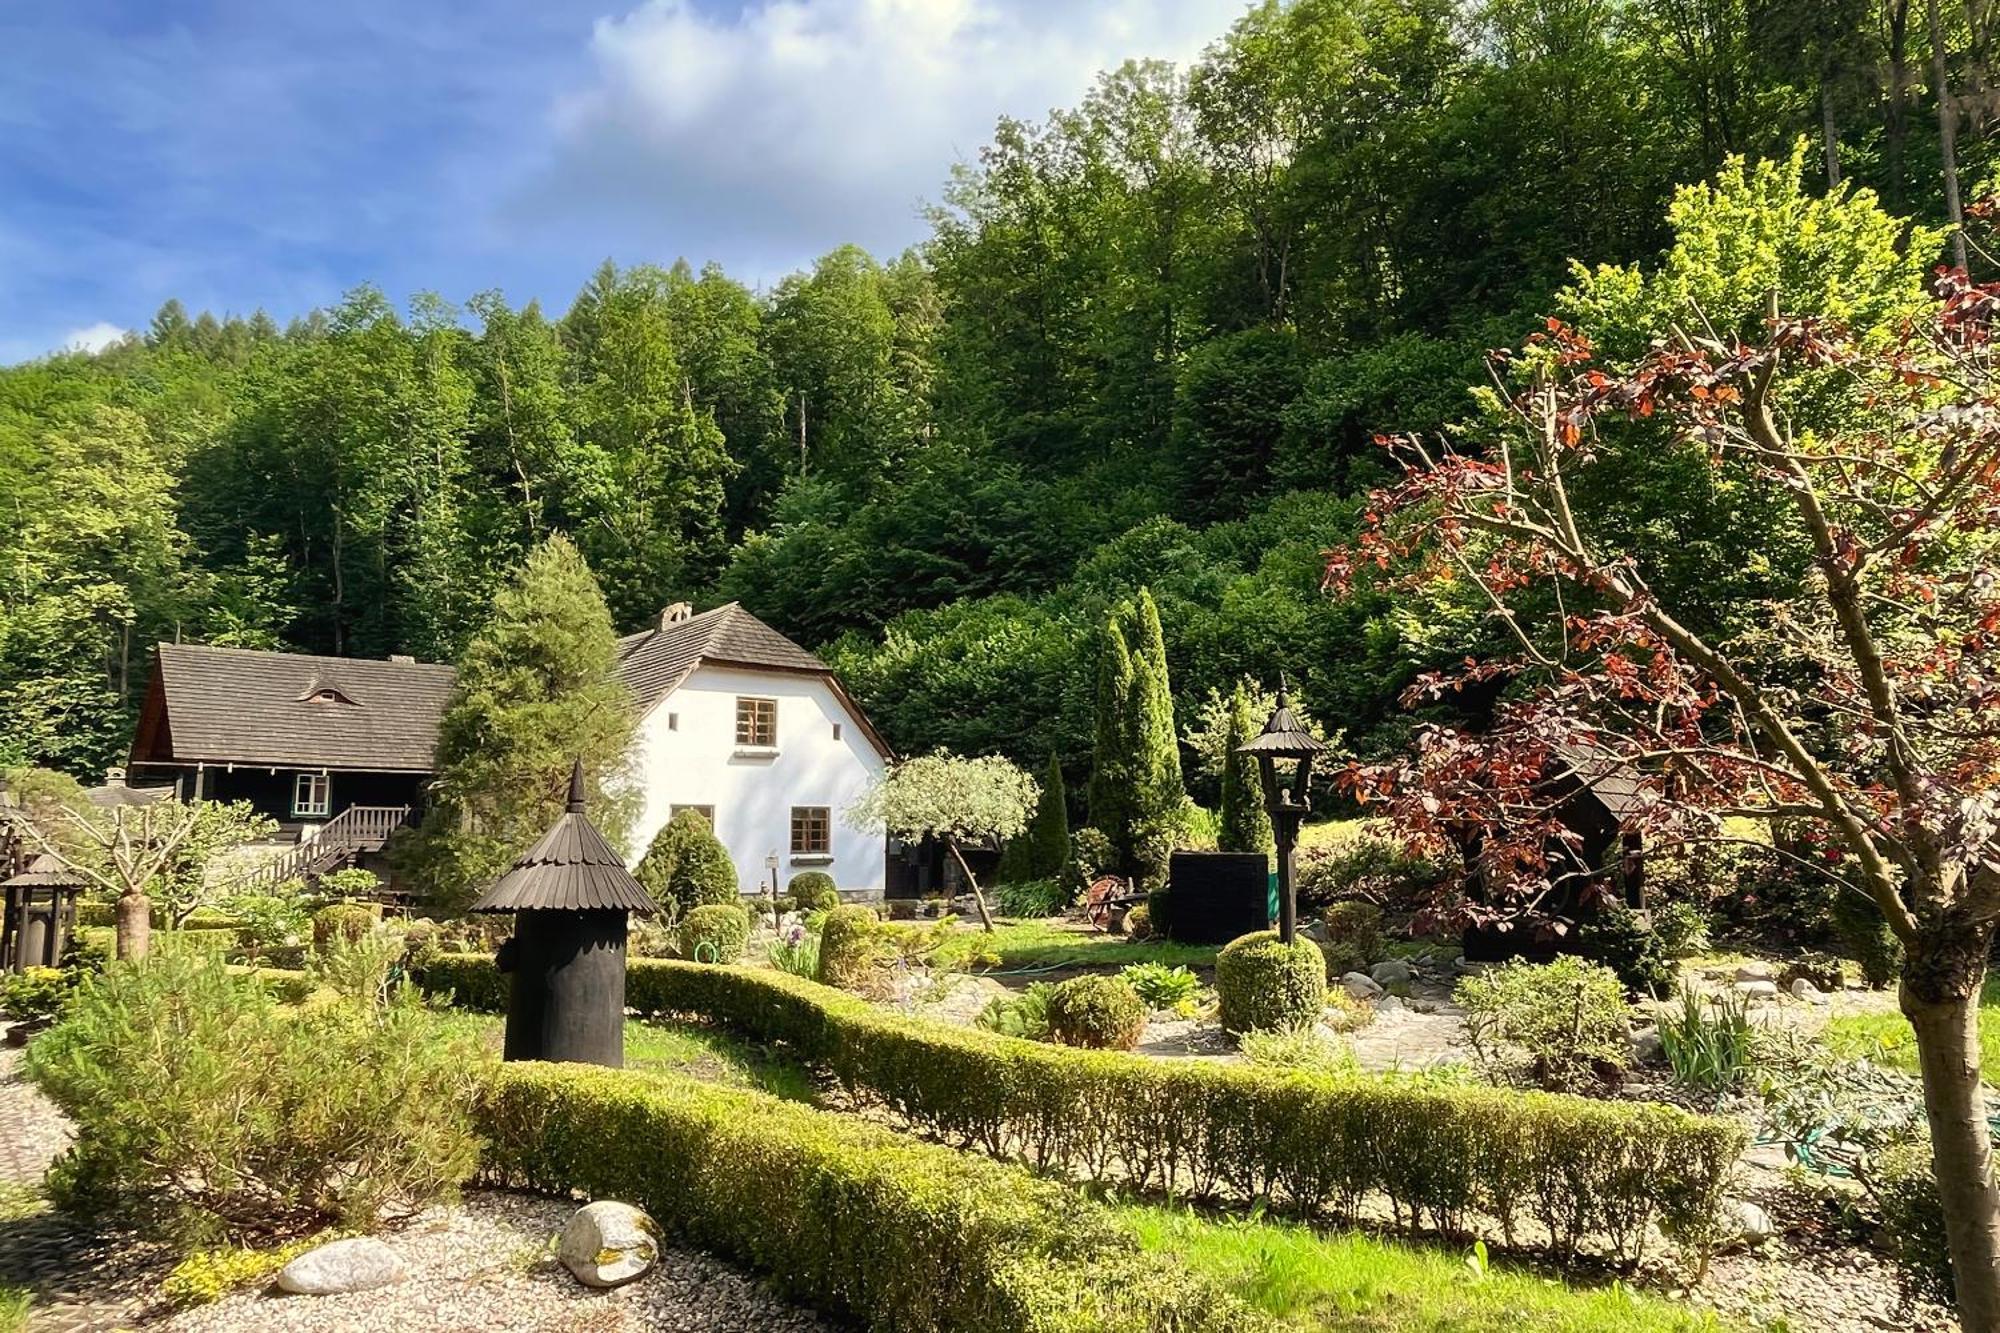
[{"left": 0, "top": 0, "right": 1240, "bottom": 363}]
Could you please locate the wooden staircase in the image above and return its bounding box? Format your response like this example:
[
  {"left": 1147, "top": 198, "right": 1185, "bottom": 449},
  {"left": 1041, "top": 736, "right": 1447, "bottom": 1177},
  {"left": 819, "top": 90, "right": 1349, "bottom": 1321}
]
[{"left": 226, "top": 804, "right": 411, "bottom": 893}]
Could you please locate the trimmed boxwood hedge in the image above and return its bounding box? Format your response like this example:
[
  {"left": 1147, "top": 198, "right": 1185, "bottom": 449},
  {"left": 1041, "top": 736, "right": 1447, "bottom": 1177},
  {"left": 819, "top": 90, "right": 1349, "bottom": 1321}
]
[
  {"left": 425, "top": 954, "right": 1745, "bottom": 1262},
  {"left": 1213, "top": 931, "right": 1326, "bottom": 1034},
  {"left": 477, "top": 1062, "right": 1263, "bottom": 1333}
]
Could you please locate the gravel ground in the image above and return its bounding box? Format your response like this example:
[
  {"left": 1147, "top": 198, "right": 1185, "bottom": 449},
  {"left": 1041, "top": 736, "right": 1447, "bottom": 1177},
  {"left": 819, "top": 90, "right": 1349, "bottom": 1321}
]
[{"left": 162, "top": 1191, "right": 837, "bottom": 1333}]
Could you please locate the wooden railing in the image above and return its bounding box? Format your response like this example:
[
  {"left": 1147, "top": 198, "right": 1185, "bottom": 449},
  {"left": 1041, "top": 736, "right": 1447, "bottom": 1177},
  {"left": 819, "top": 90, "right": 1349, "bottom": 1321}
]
[{"left": 224, "top": 804, "right": 412, "bottom": 893}]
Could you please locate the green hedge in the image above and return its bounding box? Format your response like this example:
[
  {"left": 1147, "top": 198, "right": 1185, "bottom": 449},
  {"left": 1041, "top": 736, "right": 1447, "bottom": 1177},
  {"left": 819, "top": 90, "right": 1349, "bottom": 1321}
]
[
  {"left": 419, "top": 953, "right": 510, "bottom": 1012},
  {"left": 478, "top": 1063, "right": 1263, "bottom": 1333},
  {"left": 426, "top": 955, "right": 1744, "bottom": 1262}
]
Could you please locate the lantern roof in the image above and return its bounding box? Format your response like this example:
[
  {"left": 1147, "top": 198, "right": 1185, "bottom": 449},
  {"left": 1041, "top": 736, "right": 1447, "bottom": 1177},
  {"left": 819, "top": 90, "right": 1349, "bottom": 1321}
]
[
  {"left": 468, "top": 761, "right": 658, "bottom": 916},
  {"left": 1236, "top": 682, "right": 1328, "bottom": 759},
  {"left": 4, "top": 854, "right": 88, "bottom": 890}
]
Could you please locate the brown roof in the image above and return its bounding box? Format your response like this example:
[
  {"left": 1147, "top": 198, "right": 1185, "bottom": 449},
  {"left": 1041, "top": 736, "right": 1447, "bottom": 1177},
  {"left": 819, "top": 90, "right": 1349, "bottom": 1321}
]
[
  {"left": 141, "top": 643, "right": 456, "bottom": 772},
  {"left": 4, "top": 854, "right": 88, "bottom": 889},
  {"left": 615, "top": 602, "right": 827, "bottom": 713},
  {"left": 132, "top": 602, "right": 889, "bottom": 773},
  {"left": 469, "top": 764, "right": 657, "bottom": 915}
]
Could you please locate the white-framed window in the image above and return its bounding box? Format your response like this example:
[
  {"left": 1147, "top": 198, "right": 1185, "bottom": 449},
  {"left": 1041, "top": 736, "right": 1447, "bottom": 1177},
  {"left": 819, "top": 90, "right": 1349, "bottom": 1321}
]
[
  {"left": 736, "top": 696, "right": 777, "bottom": 748},
  {"left": 292, "top": 772, "right": 331, "bottom": 819},
  {"left": 791, "top": 806, "right": 831, "bottom": 857}
]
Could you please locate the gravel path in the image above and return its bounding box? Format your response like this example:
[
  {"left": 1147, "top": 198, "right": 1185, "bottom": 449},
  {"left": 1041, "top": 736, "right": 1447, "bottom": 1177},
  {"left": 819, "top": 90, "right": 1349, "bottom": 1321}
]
[{"left": 166, "top": 1191, "right": 837, "bottom": 1333}]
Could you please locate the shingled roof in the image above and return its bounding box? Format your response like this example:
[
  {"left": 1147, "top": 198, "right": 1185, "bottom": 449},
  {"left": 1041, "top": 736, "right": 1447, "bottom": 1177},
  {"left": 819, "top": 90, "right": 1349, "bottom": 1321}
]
[
  {"left": 615, "top": 602, "right": 827, "bottom": 714},
  {"left": 136, "top": 643, "right": 456, "bottom": 772},
  {"left": 130, "top": 602, "right": 888, "bottom": 773}
]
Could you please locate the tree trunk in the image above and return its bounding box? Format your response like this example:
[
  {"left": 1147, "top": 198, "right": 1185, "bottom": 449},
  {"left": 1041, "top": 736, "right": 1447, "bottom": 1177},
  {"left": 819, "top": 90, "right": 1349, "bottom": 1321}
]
[
  {"left": 1933, "top": 0, "right": 1972, "bottom": 269},
  {"left": 114, "top": 891, "right": 150, "bottom": 961},
  {"left": 943, "top": 837, "right": 995, "bottom": 932},
  {"left": 1823, "top": 82, "right": 1844, "bottom": 186},
  {"left": 1903, "top": 921, "right": 2000, "bottom": 1330}
]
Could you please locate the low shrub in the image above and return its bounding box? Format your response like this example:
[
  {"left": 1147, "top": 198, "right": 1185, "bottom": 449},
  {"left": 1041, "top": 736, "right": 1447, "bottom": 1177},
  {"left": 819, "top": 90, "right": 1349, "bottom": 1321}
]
[
  {"left": 0, "top": 968, "right": 69, "bottom": 1025},
  {"left": 678, "top": 904, "right": 749, "bottom": 965},
  {"left": 1319, "top": 901, "right": 1383, "bottom": 975},
  {"left": 1214, "top": 931, "right": 1326, "bottom": 1035},
  {"left": 1457, "top": 957, "right": 1630, "bottom": 1092},
  {"left": 1577, "top": 905, "right": 1677, "bottom": 998},
  {"left": 416, "top": 952, "right": 509, "bottom": 1012},
  {"left": 421, "top": 957, "right": 1747, "bottom": 1265},
  {"left": 817, "top": 905, "right": 887, "bottom": 990},
  {"left": 1239, "top": 1024, "right": 1359, "bottom": 1076},
  {"left": 477, "top": 1063, "right": 1264, "bottom": 1333},
  {"left": 1652, "top": 900, "right": 1713, "bottom": 958},
  {"left": 162, "top": 1236, "right": 320, "bottom": 1309},
  {"left": 975, "top": 982, "right": 1055, "bottom": 1041},
  {"left": 1656, "top": 987, "right": 1757, "bottom": 1095},
  {"left": 786, "top": 871, "right": 840, "bottom": 914},
  {"left": 1044, "top": 976, "right": 1146, "bottom": 1051},
  {"left": 1119, "top": 962, "right": 1200, "bottom": 1012},
  {"left": 1833, "top": 893, "right": 1904, "bottom": 988},
  {"left": 1779, "top": 952, "right": 1846, "bottom": 993},
  {"left": 994, "top": 877, "right": 1070, "bottom": 919},
  {"left": 28, "top": 954, "right": 482, "bottom": 1240},
  {"left": 310, "top": 903, "right": 375, "bottom": 952},
  {"left": 766, "top": 924, "right": 820, "bottom": 979},
  {"left": 1321, "top": 986, "right": 1377, "bottom": 1033},
  {"left": 1872, "top": 1137, "right": 1951, "bottom": 1307},
  {"left": 1295, "top": 832, "right": 1448, "bottom": 914},
  {"left": 1123, "top": 903, "right": 1153, "bottom": 940}
]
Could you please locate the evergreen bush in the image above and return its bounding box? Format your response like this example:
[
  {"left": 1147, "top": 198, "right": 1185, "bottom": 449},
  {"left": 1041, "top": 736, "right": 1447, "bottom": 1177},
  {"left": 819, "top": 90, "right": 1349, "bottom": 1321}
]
[
  {"left": 677, "top": 903, "right": 749, "bottom": 964},
  {"left": 1123, "top": 902, "right": 1153, "bottom": 940},
  {"left": 1044, "top": 975, "right": 1146, "bottom": 1050},
  {"left": 28, "top": 954, "right": 481, "bottom": 1239},
  {"left": 1577, "top": 905, "right": 1677, "bottom": 998},
  {"left": 1216, "top": 684, "right": 1274, "bottom": 858},
  {"left": 1832, "top": 892, "right": 1904, "bottom": 988},
  {"left": 1319, "top": 901, "right": 1383, "bottom": 975},
  {"left": 310, "top": 902, "right": 376, "bottom": 952},
  {"left": 1214, "top": 931, "right": 1327, "bottom": 1034},
  {"left": 636, "top": 810, "right": 740, "bottom": 921},
  {"left": 817, "top": 904, "right": 887, "bottom": 989},
  {"left": 1457, "top": 957, "right": 1630, "bottom": 1091},
  {"left": 786, "top": 871, "right": 840, "bottom": 913}
]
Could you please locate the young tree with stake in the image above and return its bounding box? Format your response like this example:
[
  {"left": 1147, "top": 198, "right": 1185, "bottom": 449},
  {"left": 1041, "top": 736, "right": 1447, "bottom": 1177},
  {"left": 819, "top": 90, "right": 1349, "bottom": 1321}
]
[{"left": 847, "top": 752, "right": 1039, "bottom": 932}]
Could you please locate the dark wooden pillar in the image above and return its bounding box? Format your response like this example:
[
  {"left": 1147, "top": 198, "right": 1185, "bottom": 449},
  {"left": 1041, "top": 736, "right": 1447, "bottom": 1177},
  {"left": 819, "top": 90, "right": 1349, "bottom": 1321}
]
[{"left": 501, "top": 909, "right": 630, "bottom": 1067}]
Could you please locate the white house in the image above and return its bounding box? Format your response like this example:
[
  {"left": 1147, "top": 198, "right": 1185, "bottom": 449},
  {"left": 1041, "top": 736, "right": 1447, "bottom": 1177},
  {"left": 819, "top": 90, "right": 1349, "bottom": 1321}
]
[
  {"left": 126, "top": 601, "right": 895, "bottom": 900},
  {"left": 614, "top": 602, "right": 893, "bottom": 896}
]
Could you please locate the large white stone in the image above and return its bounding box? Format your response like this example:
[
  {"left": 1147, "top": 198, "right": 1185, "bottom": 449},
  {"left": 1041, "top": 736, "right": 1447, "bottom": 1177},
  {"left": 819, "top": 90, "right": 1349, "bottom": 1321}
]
[
  {"left": 1719, "top": 1197, "right": 1775, "bottom": 1248},
  {"left": 1790, "top": 978, "right": 1832, "bottom": 1005},
  {"left": 276, "top": 1237, "right": 406, "bottom": 1296},
  {"left": 1340, "top": 971, "right": 1385, "bottom": 1000},
  {"left": 558, "top": 1200, "right": 660, "bottom": 1288}
]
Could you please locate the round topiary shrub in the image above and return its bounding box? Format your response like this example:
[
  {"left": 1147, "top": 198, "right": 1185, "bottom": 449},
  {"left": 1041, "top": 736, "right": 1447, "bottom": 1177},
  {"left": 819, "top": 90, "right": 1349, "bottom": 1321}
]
[
  {"left": 1044, "top": 975, "right": 1146, "bottom": 1050},
  {"left": 310, "top": 903, "right": 376, "bottom": 952},
  {"left": 1215, "top": 931, "right": 1327, "bottom": 1034},
  {"left": 817, "top": 905, "right": 885, "bottom": 990},
  {"left": 786, "top": 871, "right": 840, "bottom": 914},
  {"left": 677, "top": 903, "right": 749, "bottom": 964},
  {"left": 635, "top": 810, "right": 740, "bottom": 920}
]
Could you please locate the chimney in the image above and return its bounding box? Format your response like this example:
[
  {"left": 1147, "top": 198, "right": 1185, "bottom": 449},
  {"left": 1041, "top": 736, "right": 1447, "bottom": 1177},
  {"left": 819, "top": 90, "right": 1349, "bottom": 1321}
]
[
  {"left": 104, "top": 766, "right": 126, "bottom": 787},
  {"left": 660, "top": 602, "right": 694, "bottom": 630}
]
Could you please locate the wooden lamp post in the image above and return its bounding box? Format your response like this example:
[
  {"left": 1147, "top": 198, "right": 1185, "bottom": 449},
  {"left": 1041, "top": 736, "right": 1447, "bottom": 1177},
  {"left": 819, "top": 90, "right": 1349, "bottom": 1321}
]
[
  {"left": 0, "top": 855, "right": 86, "bottom": 971},
  {"left": 1235, "top": 681, "right": 1328, "bottom": 945},
  {"left": 472, "top": 760, "right": 657, "bottom": 1067}
]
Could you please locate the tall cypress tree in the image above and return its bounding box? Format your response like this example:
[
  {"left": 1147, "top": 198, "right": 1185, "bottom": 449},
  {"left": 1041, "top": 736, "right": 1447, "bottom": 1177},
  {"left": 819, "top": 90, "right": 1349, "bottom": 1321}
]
[
  {"left": 1025, "top": 751, "right": 1072, "bottom": 880},
  {"left": 401, "top": 533, "right": 636, "bottom": 910},
  {"left": 1218, "top": 683, "right": 1275, "bottom": 859},
  {"left": 1124, "top": 588, "right": 1185, "bottom": 824},
  {"left": 1086, "top": 610, "right": 1135, "bottom": 848}
]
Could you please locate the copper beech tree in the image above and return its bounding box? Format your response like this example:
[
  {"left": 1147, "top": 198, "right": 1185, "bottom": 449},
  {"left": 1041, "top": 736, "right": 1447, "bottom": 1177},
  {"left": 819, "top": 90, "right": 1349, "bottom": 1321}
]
[{"left": 1328, "top": 277, "right": 2000, "bottom": 1327}]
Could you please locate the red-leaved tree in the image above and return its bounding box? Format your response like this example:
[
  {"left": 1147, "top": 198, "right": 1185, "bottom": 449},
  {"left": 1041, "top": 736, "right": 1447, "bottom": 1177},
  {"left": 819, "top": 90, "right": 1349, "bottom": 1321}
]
[{"left": 1328, "top": 278, "right": 2000, "bottom": 1327}]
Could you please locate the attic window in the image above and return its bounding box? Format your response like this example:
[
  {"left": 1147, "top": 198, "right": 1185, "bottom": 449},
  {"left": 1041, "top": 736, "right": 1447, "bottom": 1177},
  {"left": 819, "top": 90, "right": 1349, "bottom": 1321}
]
[
  {"left": 736, "top": 697, "right": 777, "bottom": 748},
  {"left": 307, "top": 688, "right": 353, "bottom": 705}
]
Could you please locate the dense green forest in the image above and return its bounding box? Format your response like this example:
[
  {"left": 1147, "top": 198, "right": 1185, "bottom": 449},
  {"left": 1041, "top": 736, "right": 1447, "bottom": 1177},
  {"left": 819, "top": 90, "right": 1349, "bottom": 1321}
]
[{"left": 0, "top": 0, "right": 1982, "bottom": 797}]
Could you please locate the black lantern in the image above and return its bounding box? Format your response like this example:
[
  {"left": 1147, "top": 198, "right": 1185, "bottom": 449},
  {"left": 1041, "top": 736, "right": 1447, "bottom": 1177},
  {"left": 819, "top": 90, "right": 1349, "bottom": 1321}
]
[
  {"left": 471, "top": 760, "right": 658, "bottom": 1067},
  {"left": 1235, "top": 680, "right": 1327, "bottom": 944},
  {"left": 0, "top": 855, "right": 86, "bottom": 971}
]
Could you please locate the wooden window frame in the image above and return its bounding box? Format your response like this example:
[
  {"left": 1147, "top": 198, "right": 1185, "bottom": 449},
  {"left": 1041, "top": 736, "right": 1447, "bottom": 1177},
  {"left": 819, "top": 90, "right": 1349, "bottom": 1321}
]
[
  {"left": 790, "top": 805, "right": 831, "bottom": 858},
  {"left": 292, "top": 772, "right": 331, "bottom": 819},
  {"left": 736, "top": 696, "right": 778, "bottom": 748}
]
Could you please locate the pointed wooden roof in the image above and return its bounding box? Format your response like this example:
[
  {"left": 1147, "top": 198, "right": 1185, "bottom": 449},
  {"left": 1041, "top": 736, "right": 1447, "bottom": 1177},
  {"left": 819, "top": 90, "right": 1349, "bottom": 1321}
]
[
  {"left": 5, "top": 854, "right": 88, "bottom": 889},
  {"left": 1237, "top": 682, "right": 1328, "bottom": 758},
  {"left": 468, "top": 762, "right": 658, "bottom": 915}
]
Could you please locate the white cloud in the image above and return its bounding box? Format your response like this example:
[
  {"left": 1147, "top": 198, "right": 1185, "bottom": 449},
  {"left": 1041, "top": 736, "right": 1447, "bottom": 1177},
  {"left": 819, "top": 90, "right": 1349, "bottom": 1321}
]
[
  {"left": 61, "top": 321, "right": 131, "bottom": 355},
  {"left": 519, "top": 0, "right": 1242, "bottom": 271}
]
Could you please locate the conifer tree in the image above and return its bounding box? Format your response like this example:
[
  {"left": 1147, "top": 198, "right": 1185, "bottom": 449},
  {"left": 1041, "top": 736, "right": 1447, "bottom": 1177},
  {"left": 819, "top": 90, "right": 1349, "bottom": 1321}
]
[
  {"left": 1217, "top": 683, "right": 1274, "bottom": 859},
  {"left": 1086, "top": 610, "right": 1135, "bottom": 849},
  {"left": 402, "top": 533, "right": 635, "bottom": 910},
  {"left": 1020, "top": 751, "right": 1071, "bottom": 880},
  {"left": 634, "top": 808, "right": 739, "bottom": 920},
  {"left": 1124, "top": 588, "right": 1185, "bottom": 825}
]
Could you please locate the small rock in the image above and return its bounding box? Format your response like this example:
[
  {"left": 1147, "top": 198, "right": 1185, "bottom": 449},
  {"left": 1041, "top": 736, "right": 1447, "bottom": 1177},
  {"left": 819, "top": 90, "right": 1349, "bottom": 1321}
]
[
  {"left": 1790, "top": 978, "right": 1831, "bottom": 1004},
  {"left": 1369, "top": 959, "right": 1414, "bottom": 986},
  {"left": 1733, "top": 980, "right": 1779, "bottom": 1000},
  {"left": 559, "top": 1200, "right": 660, "bottom": 1288},
  {"left": 1630, "top": 1025, "right": 1663, "bottom": 1064},
  {"left": 1375, "top": 995, "right": 1405, "bottom": 1015},
  {"left": 1718, "top": 1196, "right": 1775, "bottom": 1249},
  {"left": 1733, "top": 963, "right": 1775, "bottom": 983},
  {"left": 277, "top": 1237, "right": 406, "bottom": 1296},
  {"left": 1341, "top": 971, "right": 1385, "bottom": 1000}
]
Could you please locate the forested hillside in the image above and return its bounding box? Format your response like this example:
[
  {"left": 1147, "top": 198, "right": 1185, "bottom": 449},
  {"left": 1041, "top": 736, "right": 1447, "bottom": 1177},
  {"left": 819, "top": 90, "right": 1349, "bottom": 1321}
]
[{"left": 0, "top": 0, "right": 1975, "bottom": 794}]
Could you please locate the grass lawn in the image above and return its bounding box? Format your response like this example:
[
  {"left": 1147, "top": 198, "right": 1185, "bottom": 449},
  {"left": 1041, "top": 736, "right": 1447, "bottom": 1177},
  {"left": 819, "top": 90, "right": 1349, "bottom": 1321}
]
[
  {"left": 929, "top": 920, "right": 1221, "bottom": 972},
  {"left": 1824, "top": 974, "right": 2000, "bottom": 1083},
  {"left": 430, "top": 1012, "right": 815, "bottom": 1101},
  {"left": 1126, "top": 1206, "right": 1726, "bottom": 1332}
]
